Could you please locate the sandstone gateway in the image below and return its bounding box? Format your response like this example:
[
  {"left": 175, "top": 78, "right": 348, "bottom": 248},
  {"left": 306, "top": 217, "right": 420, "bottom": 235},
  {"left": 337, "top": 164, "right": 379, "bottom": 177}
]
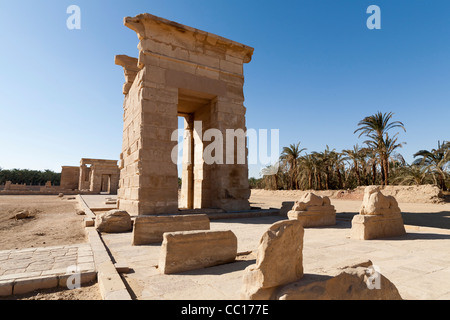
[{"left": 116, "top": 14, "right": 254, "bottom": 216}]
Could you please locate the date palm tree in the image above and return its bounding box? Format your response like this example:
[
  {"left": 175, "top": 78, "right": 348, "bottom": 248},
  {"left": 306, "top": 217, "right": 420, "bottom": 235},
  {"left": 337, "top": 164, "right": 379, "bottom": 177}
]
[
  {"left": 392, "top": 165, "right": 431, "bottom": 186},
  {"left": 280, "top": 142, "right": 306, "bottom": 190},
  {"left": 261, "top": 163, "right": 280, "bottom": 190},
  {"left": 343, "top": 145, "right": 363, "bottom": 186},
  {"left": 298, "top": 154, "right": 315, "bottom": 190},
  {"left": 354, "top": 112, "right": 406, "bottom": 185},
  {"left": 413, "top": 141, "right": 449, "bottom": 191},
  {"left": 312, "top": 146, "right": 337, "bottom": 190}
]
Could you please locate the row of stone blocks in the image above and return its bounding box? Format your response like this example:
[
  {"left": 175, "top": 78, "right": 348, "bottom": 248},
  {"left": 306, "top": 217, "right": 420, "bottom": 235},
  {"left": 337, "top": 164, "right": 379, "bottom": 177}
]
[
  {"left": 95, "top": 211, "right": 238, "bottom": 275},
  {"left": 282, "top": 186, "right": 406, "bottom": 240}
]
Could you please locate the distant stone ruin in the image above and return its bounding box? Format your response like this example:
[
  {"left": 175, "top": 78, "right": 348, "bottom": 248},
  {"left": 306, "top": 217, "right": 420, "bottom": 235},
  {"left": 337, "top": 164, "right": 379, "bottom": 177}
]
[{"left": 60, "top": 158, "right": 120, "bottom": 194}]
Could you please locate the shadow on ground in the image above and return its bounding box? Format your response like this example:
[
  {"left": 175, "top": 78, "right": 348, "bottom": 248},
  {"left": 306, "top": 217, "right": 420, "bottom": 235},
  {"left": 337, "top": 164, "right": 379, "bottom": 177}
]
[
  {"left": 337, "top": 211, "right": 450, "bottom": 230},
  {"left": 402, "top": 211, "right": 450, "bottom": 230},
  {"left": 176, "top": 259, "right": 256, "bottom": 276}
]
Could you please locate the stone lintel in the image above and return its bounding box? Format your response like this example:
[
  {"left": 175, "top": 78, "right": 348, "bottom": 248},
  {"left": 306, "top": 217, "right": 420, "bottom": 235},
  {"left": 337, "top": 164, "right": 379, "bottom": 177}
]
[
  {"left": 81, "top": 159, "right": 118, "bottom": 166},
  {"left": 124, "top": 13, "right": 254, "bottom": 64}
]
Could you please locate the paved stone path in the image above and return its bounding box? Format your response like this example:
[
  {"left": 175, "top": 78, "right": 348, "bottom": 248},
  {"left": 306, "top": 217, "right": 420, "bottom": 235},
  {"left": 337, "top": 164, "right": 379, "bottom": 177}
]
[
  {"left": 81, "top": 195, "right": 118, "bottom": 210},
  {"left": 102, "top": 216, "right": 450, "bottom": 300},
  {"left": 0, "top": 244, "right": 96, "bottom": 296}
]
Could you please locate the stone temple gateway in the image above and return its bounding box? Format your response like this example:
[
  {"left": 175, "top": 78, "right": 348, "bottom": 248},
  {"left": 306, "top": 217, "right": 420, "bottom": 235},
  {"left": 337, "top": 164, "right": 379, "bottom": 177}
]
[{"left": 115, "top": 14, "right": 254, "bottom": 216}]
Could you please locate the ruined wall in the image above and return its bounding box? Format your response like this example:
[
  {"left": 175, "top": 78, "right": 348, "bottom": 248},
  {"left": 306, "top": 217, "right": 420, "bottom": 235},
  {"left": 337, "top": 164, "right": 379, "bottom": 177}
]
[{"left": 60, "top": 166, "right": 80, "bottom": 190}]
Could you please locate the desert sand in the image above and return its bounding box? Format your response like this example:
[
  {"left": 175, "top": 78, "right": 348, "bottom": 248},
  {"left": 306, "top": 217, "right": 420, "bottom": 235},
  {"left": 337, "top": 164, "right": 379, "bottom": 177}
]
[{"left": 0, "top": 195, "right": 87, "bottom": 251}]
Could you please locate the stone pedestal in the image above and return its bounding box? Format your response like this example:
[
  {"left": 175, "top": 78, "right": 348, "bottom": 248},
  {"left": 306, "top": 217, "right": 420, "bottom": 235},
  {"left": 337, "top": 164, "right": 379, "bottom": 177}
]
[
  {"left": 288, "top": 209, "right": 336, "bottom": 228},
  {"left": 287, "top": 193, "right": 336, "bottom": 227},
  {"left": 351, "top": 186, "right": 406, "bottom": 240},
  {"left": 351, "top": 213, "right": 406, "bottom": 240}
]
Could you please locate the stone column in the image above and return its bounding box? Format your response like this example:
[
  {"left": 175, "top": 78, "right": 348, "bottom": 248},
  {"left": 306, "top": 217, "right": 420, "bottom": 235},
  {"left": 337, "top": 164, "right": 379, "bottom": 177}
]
[{"left": 209, "top": 97, "right": 251, "bottom": 211}]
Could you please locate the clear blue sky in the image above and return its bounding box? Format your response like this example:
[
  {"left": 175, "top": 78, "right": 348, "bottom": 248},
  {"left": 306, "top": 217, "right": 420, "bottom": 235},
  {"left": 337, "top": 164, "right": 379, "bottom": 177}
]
[{"left": 0, "top": 0, "right": 449, "bottom": 179}]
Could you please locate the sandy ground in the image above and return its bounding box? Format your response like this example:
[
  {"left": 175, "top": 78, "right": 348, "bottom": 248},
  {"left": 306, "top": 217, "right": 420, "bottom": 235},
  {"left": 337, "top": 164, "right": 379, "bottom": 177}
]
[
  {"left": 1, "top": 281, "right": 101, "bottom": 301},
  {"left": 0, "top": 195, "right": 87, "bottom": 251},
  {"left": 0, "top": 195, "right": 98, "bottom": 300},
  {"left": 251, "top": 184, "right": 447, "bottom": 205}
]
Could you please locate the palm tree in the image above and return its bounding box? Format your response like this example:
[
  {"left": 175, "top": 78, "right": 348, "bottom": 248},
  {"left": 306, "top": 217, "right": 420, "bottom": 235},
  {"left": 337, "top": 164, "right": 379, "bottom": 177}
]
[
  {"left": 354, "top": 112, "right": 406, "bottom": 185},
  {"left": 298, "top": 154, "right": 315, "bottom": 190},
  {"left": 392, "top": 165, "right": 431, "bottom": 186},
  {"left": 413, "top": 140, "right": 449, "bottom": 191},
  {"left": 280, "top": 142, "right": 307, "bottom": 190},
  {"left": 343, "top": 145, "right": 363, "bottom": 186},
  {"left": 383, "top": 134, "right": 406, "bottom": 184},
  {"left": 363, "top": 147, "right": 378, "bottom": 185},
  {"left": 261, "top": 163, "right": 280, "bottom": 190},
  {"left": 312, "top": 146, "right": 337, "bottom": 190},
  {"left": 330, "top": 150, "right": 346, "bottom": 189}
]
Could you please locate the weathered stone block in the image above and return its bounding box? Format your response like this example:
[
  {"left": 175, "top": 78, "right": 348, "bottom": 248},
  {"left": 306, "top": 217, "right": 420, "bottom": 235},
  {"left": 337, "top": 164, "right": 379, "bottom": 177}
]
[
  {"left": 95, "top": 210, "right": 132, "bottom": 233},
  {"left": 287, "top": 193, "right": 336, "bottom": 227},
  {"left": 58, "top": 271, "right": 97, "bottom": 288},
  {"left": 360, "top": 185, "right": 401, "bottom": 216},
  {"left": 132, "top": 214, "right": 210, "bottom": 245},
  {"left": 13, "top": 275, "right": 58, "bottom": 295},
  {"left": 288, "top": 210, "right": 336, "bottom": 228},
  {"left": 351, "top": 214, "right": 406, "bottom": 240},
  {"left": 241, "top": 220, "right": 304, "bottom": 300},
  {"left": 277, "top": 261, "right": 402, "bottom": 300},
  {"left": 0, "top": 281, "right": 13, "bottom": 297},
  {"left": 158, "top": 230, "right": 237, "bottom": 274},
  {"left": 280, "top": 201, "right": 295, "bottom": 217}
]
